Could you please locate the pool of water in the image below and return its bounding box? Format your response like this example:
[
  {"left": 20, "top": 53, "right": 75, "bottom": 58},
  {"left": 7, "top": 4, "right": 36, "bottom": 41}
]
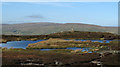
[
  {"left": 0, "top": 40, "right": 44, "bottom": 49},
  {"left": 40, "top": 47, "right": 90, "bottom": 51},
  {"left": 0, "top": 39, "right": 112, "bottom": 49}
]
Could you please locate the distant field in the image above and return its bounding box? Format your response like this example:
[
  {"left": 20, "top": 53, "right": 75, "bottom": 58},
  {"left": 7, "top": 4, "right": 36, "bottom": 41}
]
[{"left": 1, "top": 22, "right": 118, "bottom": 35}]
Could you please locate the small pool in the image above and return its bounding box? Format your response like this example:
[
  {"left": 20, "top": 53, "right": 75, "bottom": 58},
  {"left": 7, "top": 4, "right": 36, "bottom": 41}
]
[
  {"left": 40, "top": 47, "right": 90, "bottom": 51},
  {"left": 0, "top": 40, "right": 44, "bottom": 49}
]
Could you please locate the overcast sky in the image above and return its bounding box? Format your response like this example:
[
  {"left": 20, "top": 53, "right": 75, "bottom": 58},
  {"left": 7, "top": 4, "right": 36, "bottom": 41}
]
[{"left": 2, "top": 2, "right": 118, "bottom": 26}]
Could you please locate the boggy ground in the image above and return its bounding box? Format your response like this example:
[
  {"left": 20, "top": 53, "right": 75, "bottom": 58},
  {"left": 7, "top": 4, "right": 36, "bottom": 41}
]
[
  {"left": 26, "top": 38, "right": 109, "bottom": 50},
  {"left": 1, "top": 31, "right": 120, "bottom": 43},
  {"left": 2, "top": 49, "right": 100, "bottom": 67},
  {"left": 2, "top": 49, "right": 120, "bottom": 67},
  {"left": 27, "top": 38, "right": 120, "bottom": 51}
]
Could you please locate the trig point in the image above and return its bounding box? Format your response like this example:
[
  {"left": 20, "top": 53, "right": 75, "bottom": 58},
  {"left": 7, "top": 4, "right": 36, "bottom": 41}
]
[{"left": 71, "top": 27, "right": 74, "bottom": 32}]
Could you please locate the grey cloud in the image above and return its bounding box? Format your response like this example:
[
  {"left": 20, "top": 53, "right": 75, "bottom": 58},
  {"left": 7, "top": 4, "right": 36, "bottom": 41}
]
[{"left": 27, "top": 15, "right": 45, "bottom": 19}]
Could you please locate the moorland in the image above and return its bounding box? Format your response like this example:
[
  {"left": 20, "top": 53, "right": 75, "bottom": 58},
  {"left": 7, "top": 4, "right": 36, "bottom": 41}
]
[{"left": 1, "top": 31, "right": 120, "bottom": 67}]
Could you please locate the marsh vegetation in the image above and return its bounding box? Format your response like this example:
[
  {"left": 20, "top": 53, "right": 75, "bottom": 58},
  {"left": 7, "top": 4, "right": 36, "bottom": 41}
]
[{"left": 1, "top": 31, "right": 120, "bottom": 67}]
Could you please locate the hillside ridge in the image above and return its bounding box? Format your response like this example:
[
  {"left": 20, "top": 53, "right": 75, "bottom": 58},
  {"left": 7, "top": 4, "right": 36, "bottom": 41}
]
[{"left": 1, "top": 22, "right": 118, "bottom": 35}]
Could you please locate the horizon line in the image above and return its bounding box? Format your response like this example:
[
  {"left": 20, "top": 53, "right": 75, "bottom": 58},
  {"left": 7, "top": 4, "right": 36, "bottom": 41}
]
[{"left": 1, "top": 22, "right": 119, "bottom": 27}]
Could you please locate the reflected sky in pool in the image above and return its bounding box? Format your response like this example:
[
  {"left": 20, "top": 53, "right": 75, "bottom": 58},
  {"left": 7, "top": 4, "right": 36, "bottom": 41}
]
[
  {"left": 0, "top": 40, "right": 44, "bottom": 49},
  {"left": 40, "top": 47, "right": 90, "bottom": 51}
]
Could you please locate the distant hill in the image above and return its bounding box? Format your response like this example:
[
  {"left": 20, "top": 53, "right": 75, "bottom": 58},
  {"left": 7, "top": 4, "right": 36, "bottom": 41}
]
[{"left": 1, "top": 22, "right": 118, "bottom": 35}]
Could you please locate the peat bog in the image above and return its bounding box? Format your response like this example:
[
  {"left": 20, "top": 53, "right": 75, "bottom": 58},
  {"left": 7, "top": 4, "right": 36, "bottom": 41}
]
[{"left": 1, "top": 31, "right": 120, "bottom": 67}]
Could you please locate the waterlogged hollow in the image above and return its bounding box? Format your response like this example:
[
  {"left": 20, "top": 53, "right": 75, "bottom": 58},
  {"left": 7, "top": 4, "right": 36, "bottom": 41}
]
[
  {"left": 0, "top": 40, "right": 45, "bottom": 49},
  {"left": 0, "top": 39, "right": 112, "bottom": 51}
]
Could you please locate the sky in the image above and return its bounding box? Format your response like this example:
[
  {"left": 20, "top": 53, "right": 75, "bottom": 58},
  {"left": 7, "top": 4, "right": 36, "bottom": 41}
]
[{"left": 2, "top": 2, "right": 118, "bottom": 26}]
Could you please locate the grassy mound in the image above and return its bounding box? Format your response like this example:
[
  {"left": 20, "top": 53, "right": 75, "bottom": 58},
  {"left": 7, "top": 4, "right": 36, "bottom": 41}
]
[{"left": 27, "top": 38, "right": 109, "bottom": 50}]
